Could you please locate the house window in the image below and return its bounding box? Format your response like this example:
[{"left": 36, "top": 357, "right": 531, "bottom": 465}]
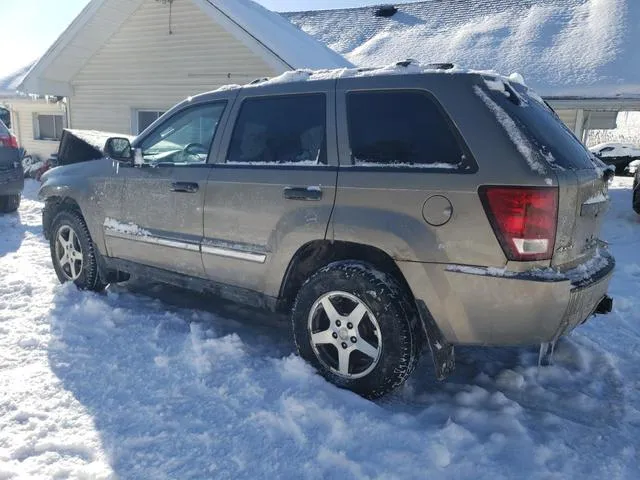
[
  {"left": 35, "top": 114, "right": 65, "bottom": 141},
  {"left": 136, "top": 110, "right": 165, "bottom": 134}
]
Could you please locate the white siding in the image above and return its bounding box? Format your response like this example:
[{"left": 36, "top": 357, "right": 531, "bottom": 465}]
[
  {"left": 70, "top": 0, "right": 279, "bottom": 133},
  {"left": 6, "top": 99, "right": 65, "bottom": 160}
]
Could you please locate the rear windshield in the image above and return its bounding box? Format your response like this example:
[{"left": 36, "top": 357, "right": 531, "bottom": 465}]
[
  {"left": 492, "top": 84, "right": 594, "bottom": 171},
  {"left": 0, "top": 120, "right": 9, "bottom": 135}
]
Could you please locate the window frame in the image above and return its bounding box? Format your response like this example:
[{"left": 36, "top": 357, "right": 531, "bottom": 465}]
[
  {"left": 223, "top": 92, "right": 331, "bottom": 169},
  {"left": 134, "top": 101, "right": 228, "bottom": 167},
  {"left": 343, "top": 88, "right": 477, "bottom": 173},
  {"left": 34, "top": 113, "right": 65, "bottom": 141}
]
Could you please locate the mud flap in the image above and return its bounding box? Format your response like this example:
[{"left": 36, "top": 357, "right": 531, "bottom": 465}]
[
  {"left": 538, "top": 341, "right": 556, "bottom": 366},
  {"left": 416, "top": 300, "right": 455, "bottom": 380}
]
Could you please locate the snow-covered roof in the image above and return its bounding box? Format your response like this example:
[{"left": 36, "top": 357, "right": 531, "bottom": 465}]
[
  {"left": 19, "top": 0, "right": 352, "bottom": 96},
  {"left": 284, "top": 0, "right": 640, "bottom": 99},
  {"left": 0, "top": 62, "right": 36, "bottom": 97}
]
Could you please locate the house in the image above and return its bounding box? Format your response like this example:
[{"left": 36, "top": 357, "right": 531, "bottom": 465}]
[
  {"left": 0, "top": 63, "right": 67, "bottom": 160},
  {"left": 285, "top": 0, "right": 640, "bottom": 141},
  {"left": 17, "top": 0, "right": 351, "bottom": 136}
]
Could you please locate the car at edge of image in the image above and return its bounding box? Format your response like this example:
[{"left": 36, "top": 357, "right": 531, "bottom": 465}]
[
  {"left": 589, "top": 142, "right": 640, "bottom": 176},
  {"left": 37, "top": 65, "right": 615, "bottom": 398},
  {"left": 0, "top": 119, "right": 24, "bottom": 213},
  {"left": 633, "top": 161, "right": 640, "bottom": 214}
]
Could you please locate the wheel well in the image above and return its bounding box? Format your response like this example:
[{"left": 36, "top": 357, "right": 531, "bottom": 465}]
[
  {"left": 277, "top": 240, "right": 414, "bottom": 313},
  {"left": 43, "top": 197, "right": 82, "bottom": 240}
]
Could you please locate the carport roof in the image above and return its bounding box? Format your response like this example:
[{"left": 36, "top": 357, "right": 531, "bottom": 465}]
[{"left": 284, "top": 0, "right": 640, "bottom": 99}]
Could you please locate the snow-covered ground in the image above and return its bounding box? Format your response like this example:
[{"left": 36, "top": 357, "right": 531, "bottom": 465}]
[{"left": 1, "top": 180, "right": 639, "bottom": 479}]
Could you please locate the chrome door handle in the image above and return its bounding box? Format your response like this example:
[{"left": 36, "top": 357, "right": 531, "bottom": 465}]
[
  {"left": 283, "top": 186, "right": 322, "bottom": 201},
  {"left": 171, "top": 182, "right": 199, "bottom": 193}
]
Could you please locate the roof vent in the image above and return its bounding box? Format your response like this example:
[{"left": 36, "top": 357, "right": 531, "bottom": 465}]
[
  {"left": 375, "top": 5, "right": 398, "bottom": 17},
  {"left": 425, "top": 63, "right": 455, "bottom": 70}
]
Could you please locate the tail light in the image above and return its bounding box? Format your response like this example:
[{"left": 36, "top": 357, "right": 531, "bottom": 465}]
[
  {"left": 0, "top": 134, "right": 18, "bottom": 148},
  {"left": 479, "top": 186, "right": 558, "bottom": 261}
]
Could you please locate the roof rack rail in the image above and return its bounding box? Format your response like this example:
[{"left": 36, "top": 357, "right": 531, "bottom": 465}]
[
  {"left": 396, "top": 59, "right": 418, "bottom": 67},
  {"left": 250, "top": 77, "right": 269, "bottom": 85}
]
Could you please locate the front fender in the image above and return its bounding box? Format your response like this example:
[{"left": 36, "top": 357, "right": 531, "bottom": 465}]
[{"left": 38, "top": 159, "right": 121, "bottom": 255}]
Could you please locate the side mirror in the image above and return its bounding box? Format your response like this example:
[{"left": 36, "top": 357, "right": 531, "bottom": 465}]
[{"left": 105, "top": 137, "right": 133, "bottom": 162}]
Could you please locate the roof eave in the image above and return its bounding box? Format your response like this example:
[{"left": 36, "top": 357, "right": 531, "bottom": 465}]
[{"left": 19, "top": 77, "right": 73, "bottom": 97}]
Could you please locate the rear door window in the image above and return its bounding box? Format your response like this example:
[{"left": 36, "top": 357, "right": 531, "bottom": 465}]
[
  {"left": 227, "top": 94, "right": 326, "bottom": 165},
  {"left": 494, "top": 85, "right": 594, "bottom": 170},
  {"left": 346, "top": 90, "right": 469, "bottom": 169}
]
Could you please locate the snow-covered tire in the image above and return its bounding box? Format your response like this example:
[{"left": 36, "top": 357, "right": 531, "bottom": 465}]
[
  {"left": 633, "top": 181, "right": 640, "bottom": 214},
  {"left": 49, "top": 209, "right": 107, "bottom": 292},
  {"left": 292, "top": 261, "right": 421, "bottom": 399},
  {"left": 0, "top": 194, "right": 20, "bottom": 213}
]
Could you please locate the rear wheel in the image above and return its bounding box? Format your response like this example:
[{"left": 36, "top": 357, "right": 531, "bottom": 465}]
[
  {"left": 50, "top": 209, "right": 107, "bottom": 291},
  {"left": 0, "top": 194, "right": 20, "bottom": 213},
  {"left": 292, "top": 261, "right": 421, "bottom": 399},
  {"left": 633, "top": 180, "right": 640, "bottom": 214}
]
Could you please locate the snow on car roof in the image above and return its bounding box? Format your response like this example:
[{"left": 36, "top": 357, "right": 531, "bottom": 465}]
[
  {"left": 589, "top": 142, "right": 640, "bottom": 158},
  {"left": 208, "top": 61, "right": 524, "bottom": 94},
  {"left": 284, "top": 0, "right": 640, "bottom": 98}
]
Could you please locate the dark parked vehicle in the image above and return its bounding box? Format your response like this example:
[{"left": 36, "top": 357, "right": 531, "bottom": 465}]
[
  {"left": 39, "top": 65, "right": 615, "bottom": 398},
  {"left": 0, "top": 119, "right": 23, "bottom": 213}
]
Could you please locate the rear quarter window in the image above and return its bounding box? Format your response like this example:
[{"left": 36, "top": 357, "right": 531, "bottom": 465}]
[
  {"left": 491, "top": 84, "right": 594, "bottom": 171},
  {"left": 0, "top": 119, "right": 9, "bottom": 135},
  {"left": 346, "top": 90, "right": 474, "bottom": 171}
]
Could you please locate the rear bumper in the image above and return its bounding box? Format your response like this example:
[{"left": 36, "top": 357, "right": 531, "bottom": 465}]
[
  {"left": 398, "top": 250, "right": 615, "bottom": 346},
  {"left": 0, "top": 168, "right": 24, "bottom": 196}
]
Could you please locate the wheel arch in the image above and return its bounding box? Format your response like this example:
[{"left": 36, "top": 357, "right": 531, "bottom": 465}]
[
  {"left": 43, "top": 196, "right": 83, "bottom": 240},
  {"left": 277, "top": 240, "right": 415, "bottom": 313}
]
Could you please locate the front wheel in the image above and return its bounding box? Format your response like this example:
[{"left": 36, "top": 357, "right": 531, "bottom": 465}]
[
  {"left": 292, "top": 261, "right": 422, "bottom": 399},
  {"left": 50, "top": 210, "right": 107, "bottom": 291}
]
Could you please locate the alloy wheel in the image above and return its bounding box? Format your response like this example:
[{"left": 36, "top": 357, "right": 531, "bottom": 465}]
[
  {"left": 308, "top": 291, "right": 382, "bottom": 379},
  {"left": 55, "top": 225, "right": 84, "bottom": 281}
]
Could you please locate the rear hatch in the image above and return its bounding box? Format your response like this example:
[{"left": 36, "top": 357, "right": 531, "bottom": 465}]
[{"left": 488, "top": 80, "right": 610, "bottom": 268}]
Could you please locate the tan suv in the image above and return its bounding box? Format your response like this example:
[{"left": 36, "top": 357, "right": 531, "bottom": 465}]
[{"left": 40, "top": 64, "right": 615, "bottom": 398}]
